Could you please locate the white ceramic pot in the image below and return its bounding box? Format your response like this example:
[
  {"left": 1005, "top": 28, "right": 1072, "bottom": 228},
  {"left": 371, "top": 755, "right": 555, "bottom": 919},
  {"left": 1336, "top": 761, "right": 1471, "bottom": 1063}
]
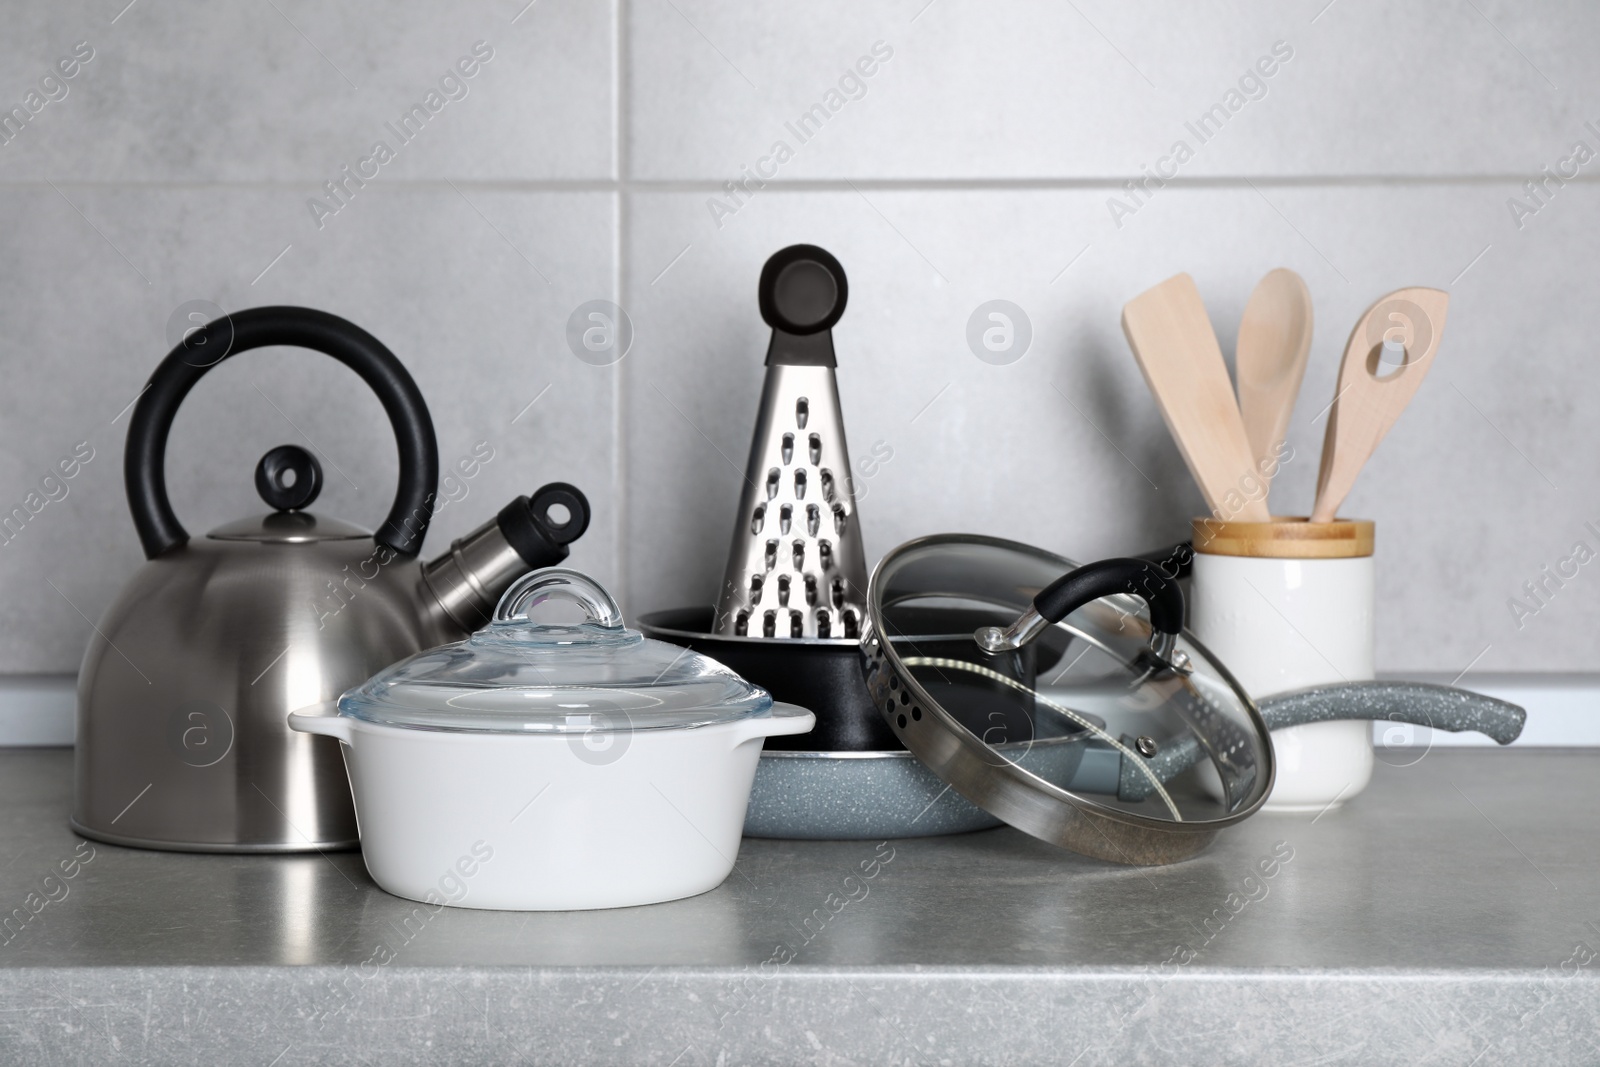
[
  {"left": 1189, "top": 518, "right": 1375, "bottom": 812},
  {"left": 289, "top": 701, "right": 812, "bottom": 911},
  {"left": 289, "top": 567, "right": 815, "bottom": 911}
]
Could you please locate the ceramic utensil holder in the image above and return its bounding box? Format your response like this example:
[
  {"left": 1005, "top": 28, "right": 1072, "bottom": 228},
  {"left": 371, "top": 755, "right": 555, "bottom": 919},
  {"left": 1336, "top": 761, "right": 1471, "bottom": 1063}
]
[{"left": 1189, "top": 517, "right": 1376, "bottom": 812}]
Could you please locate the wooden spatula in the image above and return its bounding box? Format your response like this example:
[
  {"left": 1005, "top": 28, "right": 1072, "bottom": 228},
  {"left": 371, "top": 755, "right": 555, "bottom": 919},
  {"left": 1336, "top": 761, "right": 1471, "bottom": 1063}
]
[
  {"left": 1122, "top": 273, "right": 1272, "bottom": 523},
  {"left": 1236, "top": 268, "right": 1313, "bottom": 488},
  {"left": 1309, "top": 287, "right": 1450, "bottom": 522}
]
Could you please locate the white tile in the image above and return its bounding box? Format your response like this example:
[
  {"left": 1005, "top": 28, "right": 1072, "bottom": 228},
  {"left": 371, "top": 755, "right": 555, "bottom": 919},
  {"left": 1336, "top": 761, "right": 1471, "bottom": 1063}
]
[
  {"left": 0, "top": 0, "right": 614, "bottom": 181},
  {"left": 1, "top": 0, "right": 1597, "bottom": 696},
  {"left": 625, "top": 0, "right": 1591, "bottom": 180},
  {"left": 621, "top": 182, "right": 1600, "bottom": 672},
  {"left": 0, "top": 185, "right": 619, "bottom": 672}
]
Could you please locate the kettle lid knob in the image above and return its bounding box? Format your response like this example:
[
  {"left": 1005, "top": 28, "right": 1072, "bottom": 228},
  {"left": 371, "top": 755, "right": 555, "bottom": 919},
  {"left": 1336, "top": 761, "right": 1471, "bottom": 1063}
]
[{"left": 255, "top": 445, "right": 323, "bottom": 512}]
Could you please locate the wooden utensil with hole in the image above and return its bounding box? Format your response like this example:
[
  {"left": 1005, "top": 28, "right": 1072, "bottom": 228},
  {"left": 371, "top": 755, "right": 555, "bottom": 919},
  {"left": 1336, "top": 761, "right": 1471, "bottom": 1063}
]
[
  {"left": 1236, "top": 268, "right": 1313, "bottom": 490},
  {"left": 1122, "top": 273, "right": 1272, "bottom": 523},
  {"left": 1309, "top": 287, "right": 1450, "bottom": 522}
]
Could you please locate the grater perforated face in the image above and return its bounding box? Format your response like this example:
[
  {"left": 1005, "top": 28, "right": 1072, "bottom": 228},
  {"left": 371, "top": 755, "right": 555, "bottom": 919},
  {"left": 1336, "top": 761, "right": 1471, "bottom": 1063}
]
[
  {"left": 713, "top": 364, "right": 869, "bottom": 639},
  {"left": 713, "top": 245, "right": 869, "bottom": 641}
]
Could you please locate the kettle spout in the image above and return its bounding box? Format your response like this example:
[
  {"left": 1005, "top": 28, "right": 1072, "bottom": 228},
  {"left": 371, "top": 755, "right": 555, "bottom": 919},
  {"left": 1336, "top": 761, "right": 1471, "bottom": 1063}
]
[{"left": 418, "top": 482, "right": 590, "bottom": 638}]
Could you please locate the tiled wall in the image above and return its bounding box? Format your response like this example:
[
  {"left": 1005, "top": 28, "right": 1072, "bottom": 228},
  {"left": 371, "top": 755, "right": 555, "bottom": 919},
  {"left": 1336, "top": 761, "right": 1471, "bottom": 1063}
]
[{"left": 0, "top": 0, "right": 1594, "bottom": 678}]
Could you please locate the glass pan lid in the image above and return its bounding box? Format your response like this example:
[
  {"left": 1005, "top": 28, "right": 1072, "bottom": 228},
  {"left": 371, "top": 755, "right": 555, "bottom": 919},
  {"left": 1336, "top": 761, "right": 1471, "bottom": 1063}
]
[
  {"left": 863, "top": 534, "right": 1274, "bottom": 865},
  {"left": 341, "top": 569, "right": 772, "bottom": 734}
]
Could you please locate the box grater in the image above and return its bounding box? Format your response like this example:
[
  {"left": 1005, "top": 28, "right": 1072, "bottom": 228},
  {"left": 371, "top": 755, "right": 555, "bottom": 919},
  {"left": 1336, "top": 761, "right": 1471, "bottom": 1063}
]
[{"left": 713, "top": 246, "right": 870, "bottom": 641}]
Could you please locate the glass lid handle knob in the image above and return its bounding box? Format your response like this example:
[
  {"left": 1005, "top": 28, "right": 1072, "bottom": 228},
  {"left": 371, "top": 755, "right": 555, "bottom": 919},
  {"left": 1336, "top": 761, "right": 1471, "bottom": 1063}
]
[
  {"left": 493, "top": 567, "right": 625, "bottom": 629},
  {"left": 974, "top": 557, "right": 1185, "bottom": 654}
]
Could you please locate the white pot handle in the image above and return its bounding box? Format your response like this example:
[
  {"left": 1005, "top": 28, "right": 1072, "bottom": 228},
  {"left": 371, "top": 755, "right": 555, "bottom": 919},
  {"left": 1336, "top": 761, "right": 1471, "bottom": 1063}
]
[
  {"left": 287, "top": 701, "right": 353, "bottom": 744},
  {"left": 730, "top": 702, "right": 815, "bottom": 747}
]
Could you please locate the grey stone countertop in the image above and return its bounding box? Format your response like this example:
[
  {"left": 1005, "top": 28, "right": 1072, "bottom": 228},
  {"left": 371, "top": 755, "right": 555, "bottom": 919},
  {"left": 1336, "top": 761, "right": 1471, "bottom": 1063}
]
[{"left": 2, "top": 748, "right": 1598, "bottom": 1065}]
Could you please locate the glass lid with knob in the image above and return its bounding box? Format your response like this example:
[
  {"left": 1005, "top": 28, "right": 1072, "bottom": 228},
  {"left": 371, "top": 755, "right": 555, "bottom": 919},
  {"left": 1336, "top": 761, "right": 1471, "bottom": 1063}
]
[
  {"left": 861, "top": 534, "right": 1274, "bottom": 865},
  {"left": 339, "top": 569, "right": 773, "bottom": 733}
]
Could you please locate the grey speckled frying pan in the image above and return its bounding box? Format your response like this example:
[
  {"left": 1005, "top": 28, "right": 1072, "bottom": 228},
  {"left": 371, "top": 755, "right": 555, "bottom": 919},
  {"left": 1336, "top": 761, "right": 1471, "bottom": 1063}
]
[{"left": 743, "top": 680, "right": 1526, "bottom": 840}]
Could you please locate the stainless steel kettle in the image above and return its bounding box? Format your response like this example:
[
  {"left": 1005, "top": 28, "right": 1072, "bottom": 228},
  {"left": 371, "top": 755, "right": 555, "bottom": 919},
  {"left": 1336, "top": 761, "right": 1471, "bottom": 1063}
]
[{"left": 73, "top": 306, "right": 591, "bottom": 852}]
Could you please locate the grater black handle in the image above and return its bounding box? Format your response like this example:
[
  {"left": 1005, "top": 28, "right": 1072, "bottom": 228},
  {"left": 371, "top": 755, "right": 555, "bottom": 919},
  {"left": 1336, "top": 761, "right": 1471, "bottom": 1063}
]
[{"left": 760, "top": 244, "right": 848, "bottom": 367}]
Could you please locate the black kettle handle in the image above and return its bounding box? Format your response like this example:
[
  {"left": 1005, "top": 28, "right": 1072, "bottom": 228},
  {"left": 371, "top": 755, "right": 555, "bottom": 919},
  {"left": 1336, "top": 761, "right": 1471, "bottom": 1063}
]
[{"left": 125, "top": 306, "right": 439, "bottom": 559}]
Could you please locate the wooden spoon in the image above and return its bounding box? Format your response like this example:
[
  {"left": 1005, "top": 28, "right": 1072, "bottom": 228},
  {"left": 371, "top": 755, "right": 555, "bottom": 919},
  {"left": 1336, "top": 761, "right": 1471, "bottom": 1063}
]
[
  {"left": 1309, "top": 287, "right": 1450, "bottom": 522},
  {"left": 1236, "top": 268, "right": 1313, "bottom": 488},
  {"left": 1122, "top": 273, "right": 1272, "bottom": 523}
]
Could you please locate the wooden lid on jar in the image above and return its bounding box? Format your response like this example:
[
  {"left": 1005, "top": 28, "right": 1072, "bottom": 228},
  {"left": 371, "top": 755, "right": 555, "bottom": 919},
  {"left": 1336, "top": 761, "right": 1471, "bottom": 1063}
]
[{"left": 1192, "top": 516, "right": 1374, "bottom": 559}]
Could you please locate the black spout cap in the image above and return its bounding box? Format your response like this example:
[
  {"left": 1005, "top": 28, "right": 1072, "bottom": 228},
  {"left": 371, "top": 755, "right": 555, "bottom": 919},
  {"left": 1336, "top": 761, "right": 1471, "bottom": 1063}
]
[{"left": 497, "top": 482, "right": 591, "bottom": 567}]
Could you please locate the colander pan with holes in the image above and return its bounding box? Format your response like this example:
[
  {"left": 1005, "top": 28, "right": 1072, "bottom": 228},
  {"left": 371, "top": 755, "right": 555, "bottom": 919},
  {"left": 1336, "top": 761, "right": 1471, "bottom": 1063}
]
[{"left": 861, "top": 534, "right": 1275, "bottom": 866}]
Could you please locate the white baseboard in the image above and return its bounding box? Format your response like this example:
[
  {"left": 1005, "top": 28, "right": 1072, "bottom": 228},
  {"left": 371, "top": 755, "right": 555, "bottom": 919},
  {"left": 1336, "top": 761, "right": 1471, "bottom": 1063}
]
[
  {"left": 0, "top": 672, "right": 1594, "bottom": 748},
  {"left": 0, "top": 676, "right": 75, "bottom": 746},
  {"left": 1382, "top": 672, "right": 1600, "bottom": 747}
]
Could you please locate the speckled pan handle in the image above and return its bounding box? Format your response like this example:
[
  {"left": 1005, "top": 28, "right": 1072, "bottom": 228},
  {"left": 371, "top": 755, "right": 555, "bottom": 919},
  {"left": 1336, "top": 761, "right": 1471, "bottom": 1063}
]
[
  {"left": 1115, "top": 681, "right": 1527, "bottom": 801},
  {"left": 1259, "top": 681, "right": 1526, "bottom": 743}
]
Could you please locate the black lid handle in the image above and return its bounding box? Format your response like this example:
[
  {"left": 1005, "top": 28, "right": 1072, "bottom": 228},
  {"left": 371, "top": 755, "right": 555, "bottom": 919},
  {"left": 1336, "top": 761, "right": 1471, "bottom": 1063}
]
[
  {"left": 1033, "top": 558, "right": 1184, "bottom": 635},
  {"left": 125, "top": 306, "right": 439, "bottom": 559},
  {"left": 975, "top": 557, "right": 1185, "bottom": 655}
]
